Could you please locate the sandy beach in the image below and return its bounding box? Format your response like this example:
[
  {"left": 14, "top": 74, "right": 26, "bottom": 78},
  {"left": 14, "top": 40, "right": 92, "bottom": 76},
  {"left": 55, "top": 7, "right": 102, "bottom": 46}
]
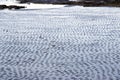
[{"left": 0, "top": 5, "right": 120, "bottom": 80}]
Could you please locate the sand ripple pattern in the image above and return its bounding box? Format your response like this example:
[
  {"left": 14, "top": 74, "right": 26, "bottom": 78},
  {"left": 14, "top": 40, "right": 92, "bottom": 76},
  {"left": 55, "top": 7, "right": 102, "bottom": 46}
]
[{"left": 0, "top": 6, "right": 120, "bottom": 80}]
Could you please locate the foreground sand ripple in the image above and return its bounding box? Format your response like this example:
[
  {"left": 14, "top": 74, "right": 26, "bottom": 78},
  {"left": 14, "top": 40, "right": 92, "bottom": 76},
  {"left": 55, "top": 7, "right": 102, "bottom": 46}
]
[{"left": 0, "top": 6, "right": 120, "bottom": 80}]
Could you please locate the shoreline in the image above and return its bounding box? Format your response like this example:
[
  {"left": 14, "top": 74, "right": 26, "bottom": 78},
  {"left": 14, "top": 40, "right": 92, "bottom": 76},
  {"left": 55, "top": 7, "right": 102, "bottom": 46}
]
[
  {"left": 0, "top": 1, "right": 120, "bottom": 10},
  {"left": 0, "top": 3, "right": 66, "bottom": 10}
]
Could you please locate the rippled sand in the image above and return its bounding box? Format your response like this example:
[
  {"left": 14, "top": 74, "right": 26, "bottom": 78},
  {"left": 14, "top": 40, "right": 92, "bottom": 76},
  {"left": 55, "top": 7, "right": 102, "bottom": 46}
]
[{"left": 0, "top": 6, "right": 120, "bottom": 80}]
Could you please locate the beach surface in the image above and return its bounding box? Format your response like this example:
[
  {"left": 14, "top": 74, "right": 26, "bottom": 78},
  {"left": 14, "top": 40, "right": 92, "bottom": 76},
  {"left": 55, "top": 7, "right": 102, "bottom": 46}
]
[{"left": 0, "top": 6, "right": 120, "bottom": 80}]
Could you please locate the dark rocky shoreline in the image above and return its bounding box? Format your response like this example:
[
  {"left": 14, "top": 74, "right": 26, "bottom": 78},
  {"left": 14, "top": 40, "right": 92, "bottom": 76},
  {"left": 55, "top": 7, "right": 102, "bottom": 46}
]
[
  {"left": 17, "top": 0, "right": 120, "bottom": 7},
  {"left": 0, "top": 1, "right": 120, "bottom": 10},
  {"left": 52, "top": 1, "right": 120, "bottom": 7},
  {"left": 0, "top": 5, "right": 25, "bottom": 10}
]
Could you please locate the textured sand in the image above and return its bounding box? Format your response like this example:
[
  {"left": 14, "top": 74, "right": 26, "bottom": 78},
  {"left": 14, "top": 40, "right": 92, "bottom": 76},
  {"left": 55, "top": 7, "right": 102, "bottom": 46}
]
[{"left": 0, "top": 6, "right": 120, "bottom": 80}]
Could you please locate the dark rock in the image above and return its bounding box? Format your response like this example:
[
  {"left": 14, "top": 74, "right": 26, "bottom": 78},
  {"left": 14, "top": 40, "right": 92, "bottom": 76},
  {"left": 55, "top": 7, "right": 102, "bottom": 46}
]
[
  {"left": 0, "top": 5, "right": 8, "bottom": 9},
  {"left": 83, "top": 1, "right": 104, "bottom": 7},
  {"left": 0, "top": 5, "right": 25, "bottom": 10},
  {"left": 8, "top": 5, "right": 26, "bottom": 10}
]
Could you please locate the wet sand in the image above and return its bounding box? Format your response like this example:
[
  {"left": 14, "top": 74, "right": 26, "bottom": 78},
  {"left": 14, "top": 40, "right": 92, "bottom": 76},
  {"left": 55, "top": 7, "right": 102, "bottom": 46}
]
[{"left": 0, "top": 6, "right": 120, "bottom": 80}]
